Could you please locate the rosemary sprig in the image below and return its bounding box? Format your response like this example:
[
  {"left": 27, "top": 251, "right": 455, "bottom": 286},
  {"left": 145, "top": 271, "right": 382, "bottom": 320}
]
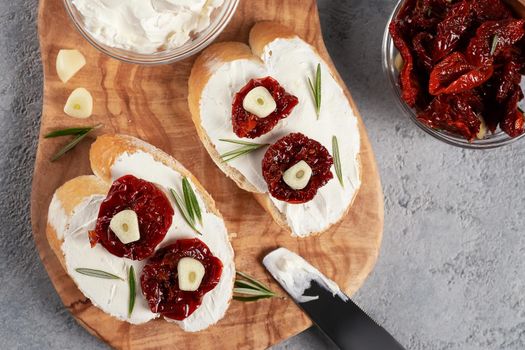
[
  {"left": 490, "top": 34, "right": 499, "bottom": 56},
  {"left": 74, "top": 268, "right": 124, "bottom": 280},
  {"left": 170, "top": 188, "right": 202, "bottom": 235},
  {"left": 308, "top": 63, "right": 322, "bottom": 118},
  {"left": 182, "top": 177, "right": 202, "bottom": 225},
  {"left": 128, "top": 266, "right": 136, "bottom": 317},
  {"left": 45, "top": 125, "right": 98, "bottom": 138},
  {"left": 49, "top": 123, "right": 102, "bottom": 162},
  {"left": 219, "top": 139, "right": 269, "bottom": 162},
  {"left": 332, "top": 136, "right": 344, "bottom": 188},
  {"left": 233, "top": 271, "right": 277, "bottom": 302}
]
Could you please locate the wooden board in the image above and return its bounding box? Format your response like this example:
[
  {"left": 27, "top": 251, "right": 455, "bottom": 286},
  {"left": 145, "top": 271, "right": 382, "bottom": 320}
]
[{"left": 31, "top": 0, "right": 384, "bottom": 348}]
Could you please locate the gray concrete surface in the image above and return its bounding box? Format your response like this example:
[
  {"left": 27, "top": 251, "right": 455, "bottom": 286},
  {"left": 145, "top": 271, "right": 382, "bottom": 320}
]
[{"left": 1, "top": 0, "right": 525, "bottom": 349}]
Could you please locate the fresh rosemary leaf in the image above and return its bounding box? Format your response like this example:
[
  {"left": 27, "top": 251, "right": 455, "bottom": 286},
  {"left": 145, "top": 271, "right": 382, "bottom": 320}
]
[
  {"left": 233, "top": 271, "right": 277, "bottom": 302},
  {"left": 219, "top": 139, "right": 269, "bottom": 162},
  {"left": 45, "top": 123, "right": 101, "bottom": 138},
  {"left": 74, "top": 268, "right": 123, "bottom": 280},
  {"left": 490, "top": 34, "right": 499, "bottom": 56},
  {"left": 233, "top": 295, "right": 274, "bottom": 302},
  {"left": 332, "top": 136, "right": 344, "bottom": 188},
  {"left": 182, "top": 177, "right": 202, "bottom": 225},
  {"left": 50, "top": 123, "right": 102, "bottom": 162},
  {"left": 219, "top": 139, "right": 265, "bottom": 146},
  {"left": 233, "top": 287, "right": 275, "bottom": 296},
  {"left": 236, "top": 271, "right": 273, "bottom": 293},
  {"left": 128, "top": 266, "right": 136, "bottom": 317},
  {"left": 308, "top": 63, "right": 322, "bottom": 118},
  {"left": 170, "top": 188, "right": 202, "bottom": 235}
]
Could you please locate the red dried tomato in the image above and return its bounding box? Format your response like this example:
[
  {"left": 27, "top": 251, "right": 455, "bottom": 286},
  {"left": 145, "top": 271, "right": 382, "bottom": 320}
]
[
  {"left": 429, "top": 52, "right": 493, "bottom": 95},
  {"left": 466, "top": 19, "right": 525, "bottom": 66},
  {"left": 140, "top": 238, "right": 223, "bottom": 321},
  {"left": 501, "top": 88, "right": 525, "bottom": 137},
  {"left": 390, "top": 0, "right": 525, "bottom": 140},
  {"left": 496, "top": 60, "right": 522, "bottom": 102},
  {"left": 413, "top": 32, "right": 434, "bottom": 71},
  {"left": 91, "top": 175, "right": 174, "bottom": 261},
  {"left": 432, "top": 0, "right": 473, "bottom": 62},
  {"left": 471, "top": 0, "right": 513, "bottom": 22},
  {"left": 232, "top": 77, "right": 298, "bottom": 139},
  {"left": 418, "top": 92, "right": 483, "bottom": 141},
  {"left": 389, "top": 20, "right": 421, "bottom": 107},
  {"left": 262, "top": 133, "right": 333, "bottom": 204}
]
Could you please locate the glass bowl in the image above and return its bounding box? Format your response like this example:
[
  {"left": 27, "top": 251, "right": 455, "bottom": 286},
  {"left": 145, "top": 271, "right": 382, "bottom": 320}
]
[
  {"left": 382, "top": 0, "right": 525, "bottom": 149},
  {"left": 63, "top": 0, "right": 239, "bottom": 65}
]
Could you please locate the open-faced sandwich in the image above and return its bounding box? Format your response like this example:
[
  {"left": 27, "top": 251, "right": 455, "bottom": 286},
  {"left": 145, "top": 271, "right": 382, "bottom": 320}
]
[
  {"left": 46, "top": 134, "right": 235, "bottom": 332},
  {"left": 189, "top": 21, "right": 362, "bottom": 237}
]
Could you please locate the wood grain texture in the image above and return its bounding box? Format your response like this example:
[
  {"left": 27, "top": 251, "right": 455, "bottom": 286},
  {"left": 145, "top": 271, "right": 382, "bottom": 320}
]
[{"left": 31, "top": 0, "right": 384, "bottom": 348}]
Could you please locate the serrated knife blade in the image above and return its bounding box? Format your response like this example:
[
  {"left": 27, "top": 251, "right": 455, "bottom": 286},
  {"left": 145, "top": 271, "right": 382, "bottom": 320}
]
[{"left": 263, "top": 247, "right": 405, "bottom": 350}]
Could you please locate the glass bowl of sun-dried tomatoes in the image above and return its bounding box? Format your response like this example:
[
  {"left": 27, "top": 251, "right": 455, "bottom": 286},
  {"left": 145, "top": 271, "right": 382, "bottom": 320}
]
[{"left": 383, "top": 0, "right": 525, "bottom": 149}]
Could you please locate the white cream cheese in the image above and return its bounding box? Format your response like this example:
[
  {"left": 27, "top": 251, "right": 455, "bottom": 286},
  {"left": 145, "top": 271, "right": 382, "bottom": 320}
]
[
  {"left": 48, "top": 151, "right": 234, "bottom": 330},
  {"left": 199, "top": 37, "right": 361, "bottom": 237},
  {"left": 262, "top": 247, "right": 348, "bottom": 303},
  {"left": 71, "top": 0, "right": 224, "bottom": 54}
]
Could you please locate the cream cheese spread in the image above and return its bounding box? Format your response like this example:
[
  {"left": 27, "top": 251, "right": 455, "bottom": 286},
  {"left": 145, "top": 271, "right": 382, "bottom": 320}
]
[
  {"left": 263, "top": 247, "right": 348, "bottom": 303},
  {"left": 199, "top": 37, "right": 361, "bottom": 237},
  {"left": 48, "top": 150, "right": 234, "bottom": 330},
  {"left": 71, "top": 0, "right": 224, "bottom": 54}
]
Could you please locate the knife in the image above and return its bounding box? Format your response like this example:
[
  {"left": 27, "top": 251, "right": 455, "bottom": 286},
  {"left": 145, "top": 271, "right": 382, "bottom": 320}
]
[{"left": 263, "top": 247, "right": 405, "bottom": 350}]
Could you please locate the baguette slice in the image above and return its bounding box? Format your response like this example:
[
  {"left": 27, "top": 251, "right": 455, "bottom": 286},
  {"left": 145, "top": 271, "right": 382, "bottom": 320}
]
[
  {"left": 47, "top": 134, "right": 235, "bottom": 331},
  {"left": 188, "top": 22, "right": 362, "bottom": 237}
]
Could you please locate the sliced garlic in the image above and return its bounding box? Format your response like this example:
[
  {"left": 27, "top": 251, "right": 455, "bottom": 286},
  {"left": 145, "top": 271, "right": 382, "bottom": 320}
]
[
  {"left": 64, "top": 88, "right": 93, "bottom": 119},
  {"left": 56, "top": 49, "right": 86, "bottom": 83},
  {"left": 242, "top": 86, "right": 277, "bottom": 118},
  {"left": 109, "top": 209, "right": 140, "bottom": 244},
  {"left": 177, "top": 257, "right": 205, "bottom": 292},
  {"left": 283, "top": 160, "right": 313, "bottom": 190}
]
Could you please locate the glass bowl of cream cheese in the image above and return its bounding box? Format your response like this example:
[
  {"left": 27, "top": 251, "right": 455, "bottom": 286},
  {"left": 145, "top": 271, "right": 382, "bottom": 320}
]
[{"left": 63, "top": 0, "right": 239, "bottom": 65}]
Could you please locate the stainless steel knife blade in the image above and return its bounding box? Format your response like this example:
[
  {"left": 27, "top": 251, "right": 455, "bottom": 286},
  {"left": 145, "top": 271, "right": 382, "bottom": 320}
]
[{"left": 263, "top": 247, "right": 405, "bottom": 350}]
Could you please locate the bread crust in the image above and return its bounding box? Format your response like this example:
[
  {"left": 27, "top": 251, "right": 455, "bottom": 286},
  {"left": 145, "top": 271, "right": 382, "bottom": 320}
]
[
  {"left": 46, "top": 134, "right": 235, "bottom": 327},
  {"left": 188, "top": 21, "right": 362, "bottom": 237}
]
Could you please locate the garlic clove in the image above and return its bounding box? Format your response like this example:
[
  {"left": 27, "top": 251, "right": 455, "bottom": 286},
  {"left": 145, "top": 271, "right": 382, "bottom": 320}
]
[
  {"left": 56, "top": 49, "right": 86, "bottom": 83},
  {"left": 177, "top": 257, "right": 206, "bottom": 292},
  {"left": 242, "top": 86, "right": 277, "bottom": 118},
  {"left": 64, "top": 87, "right": 93, "bottom": 119},
  {"left": 282, "top": 160, "right": 313, "bottom": 190},
  {"left": 109, "top": 209, "right": 140, "bottom": 244},
  {"left": 476, "top": 116, "right": 487, "bottom": 140}
]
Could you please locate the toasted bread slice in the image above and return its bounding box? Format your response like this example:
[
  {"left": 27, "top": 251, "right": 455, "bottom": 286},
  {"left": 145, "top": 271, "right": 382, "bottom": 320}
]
[
  {"left": 188, "top": 22, "right": 362, "bottom": 237},
  {"left": 47, "top": 134, "right": 235, "bottom": 331}
]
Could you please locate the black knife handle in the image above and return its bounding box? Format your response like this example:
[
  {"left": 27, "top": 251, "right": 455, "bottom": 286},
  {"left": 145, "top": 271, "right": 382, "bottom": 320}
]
[{"left": 298, "top": 281, "right": 406, "bottom": 350}]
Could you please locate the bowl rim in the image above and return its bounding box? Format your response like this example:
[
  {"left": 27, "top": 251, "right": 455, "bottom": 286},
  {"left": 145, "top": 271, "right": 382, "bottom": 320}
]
[
  {"left": 62, "top": 0, "right": 240, "bottom": 65},
  {"left": 381, "top": 0, "right": 525, "bottom": 149}
]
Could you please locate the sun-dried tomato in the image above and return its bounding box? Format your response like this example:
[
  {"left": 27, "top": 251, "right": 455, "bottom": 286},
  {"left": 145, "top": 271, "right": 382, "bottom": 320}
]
[
  {"left": 141, "top": 239, "right": 223, "bottom": 321},
  {"left": 232, "top": 77, "right": 298, "bottom": 139},
  {"left": 418, "top": 92, "right": 483, "bottom": 141},
  {"left": 501, "top": 88, "right": 525, "bottom": 137},
  {"left": 262, "top": 133, "right": 333, "bottom": 204},
  {"left": 496, "top": 60, "right": 522, "bottom": 102},
  {"left": 390, "top": 0, "right": 525, "bottom": 140},
  {"left": 413, "top": 32, "right": 434, "bottom": 71},
  {"left": 429, "top": 52, "right": 493, "bottom": 95},
  {"left": 471, "top": 0, "right": 513, "bottom": 22},
  {"left": 432, "top": 0, "right": 473, "bottom": 62},
  {"left": 466, "top": 19, "right": 525, "bottom": 66},
  {"left": 389, "top": 20, "right": 421, "bottom": 107},
  {"left": 92, "top": 175, "right": 174, "bottom": 261}
]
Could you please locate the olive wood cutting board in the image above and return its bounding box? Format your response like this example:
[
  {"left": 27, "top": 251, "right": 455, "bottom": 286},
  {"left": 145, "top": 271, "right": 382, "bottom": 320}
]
[{"left": 31, "top": 0, "right": 384, "bottom": 348}]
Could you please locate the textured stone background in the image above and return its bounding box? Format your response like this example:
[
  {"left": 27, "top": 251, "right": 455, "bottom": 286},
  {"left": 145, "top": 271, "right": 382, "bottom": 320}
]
[{"left": 1, "top": 0, "right": 525, "bottom": 349}]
